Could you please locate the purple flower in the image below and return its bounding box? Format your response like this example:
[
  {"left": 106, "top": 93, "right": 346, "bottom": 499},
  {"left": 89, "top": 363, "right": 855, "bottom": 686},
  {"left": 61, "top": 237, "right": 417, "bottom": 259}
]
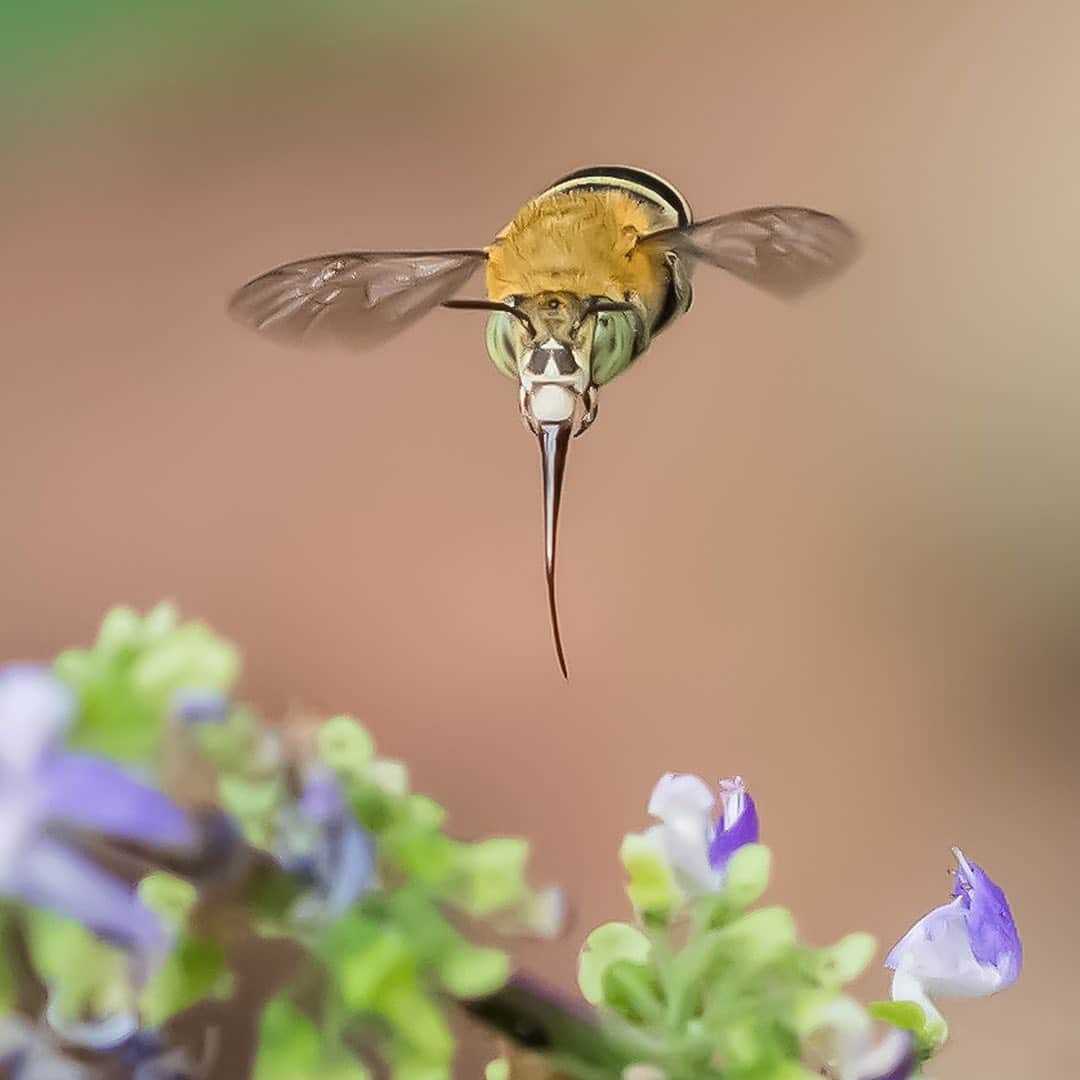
[
  {"left": 644, "top": 773, "right": 759, "bottom": 894},
  {"left": 708, "top": 776, "right": 760, "bottom": 874},
  {"left": 275, "top": 764, "right": 374, "bottom": 920},
  {"left": 172, "top": 688, "right": 229, "bottom": 725},
  {"left": 850, "top": 1029, "right": 915, "bottom": 1080},
  {"left": 815, "top": 1001, "right": 915, "bottom": 1080},
  {"left": 0, "top": 1017, "right": 202, "bottom": 1078},
  {"left": 0, "top": 665, "right": 196, "bottom": 969},
  {"left": 885, "top": 848, "right": 1022, "bottom": 1026}
]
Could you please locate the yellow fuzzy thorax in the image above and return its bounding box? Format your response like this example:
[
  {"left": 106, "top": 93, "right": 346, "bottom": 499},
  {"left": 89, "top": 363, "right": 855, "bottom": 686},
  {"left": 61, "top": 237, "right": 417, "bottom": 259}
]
[{"left": 484, "top": 189, "right": 668, "bottom": 312}]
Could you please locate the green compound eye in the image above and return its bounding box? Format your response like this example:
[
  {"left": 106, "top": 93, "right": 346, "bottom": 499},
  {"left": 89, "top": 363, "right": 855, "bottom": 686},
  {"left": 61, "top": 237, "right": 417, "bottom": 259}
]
[
  {"left": 484, "top": 312, "right": 521, "bottom": 380},
  {"left": 590, "top": 311, "right": 639, "bottom": 386}
]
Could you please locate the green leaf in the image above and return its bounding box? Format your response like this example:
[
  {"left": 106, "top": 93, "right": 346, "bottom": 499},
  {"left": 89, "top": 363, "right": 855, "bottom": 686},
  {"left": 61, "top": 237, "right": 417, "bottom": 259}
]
[
  {"left": 723, "top": 844, "right": 772, "bottom": 909},
  {"left": 56, "top": 604, "right": 237, "bottom": 762},
  {"left": 390, "top": 1054, "right": 451, "bottom": 1080},
  {"left": 600, "top": 960, "right": 663, "bottom": 1023},
  {"left": 26, "top": 910, "right": 132, "bottom": 1024},
  {"left": 578, "top": 922, "right": 651, "bottom": 1005},
  {"left": 219, "top": 774, "right": 285, "bottom": 848},
  {"left": 141, "top": 937, "right": 232, "bottom": 1026},
  {"left": 868, "top": 999, "right": 947, "bottom": 1059},
  {"left": 788, "top": 987, "right": 840, "bottom": 1037},
  {"left": 254, "top": 998, "right": 370, "bottom": 1080},
  {"left": 97, "top": 605, "right": 149, "bottom": 654},
  {"left": 619, "top": 832, "right": 682, "bottom": 916},
  {"left": 402, "top": 795, "right": 446, "bottom": 833},
  {"left": 438, "top": 944, "right": 509, "bottom": 998},
  {"left": 137, "top": 873, "right": 197, "bottom": 931},
  {"left": 331, "top": 920, "right": 415, "bottom": 1011},
  {"left": 868, "top": 1000, "right": 927, "bottom": 1031},
  {"left": 816, "top": 932, "right": 876, "bottom": 987},
  {"left": 319, "top": 715, "right": 375, "bottom": 778},
  {"left": 484, "top": 1060, "right": 509, "bottom": 1080},
  {"left": 702, "top": 906, "right": 796, "bottom": 978},
  {"left": 447, "top": 838, "right": 528, "bottom": 915},
  {"left": 191, "top": 704, "right": 260, "bottom": 771},
  {"left": 379, "top": 983, "right": 454, "bottom": 1064},
  {"left": 382, "top": 830, "right": 456, "bottom": 887},
  {"left": 371, "top": 759, "right": 410, "bottom": 796}
]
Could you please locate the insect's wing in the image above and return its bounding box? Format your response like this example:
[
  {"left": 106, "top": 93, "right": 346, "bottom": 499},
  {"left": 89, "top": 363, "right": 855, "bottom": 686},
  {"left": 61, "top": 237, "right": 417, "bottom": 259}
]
[
  {"left": 644, "top": 207, "right": 858, "bottom": 299},
  {"left": 228, "top": 249, "right": 487, "bottom": 348}
]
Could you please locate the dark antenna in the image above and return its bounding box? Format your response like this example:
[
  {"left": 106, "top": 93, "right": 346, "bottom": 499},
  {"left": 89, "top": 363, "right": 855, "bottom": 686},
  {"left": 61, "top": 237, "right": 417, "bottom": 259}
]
[{"left": 442, "top": 299, "right": 536, "bottom": 336}]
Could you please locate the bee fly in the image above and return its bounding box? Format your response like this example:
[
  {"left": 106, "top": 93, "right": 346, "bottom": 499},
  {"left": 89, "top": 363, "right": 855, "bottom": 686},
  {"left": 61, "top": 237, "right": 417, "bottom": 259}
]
[{"left": 229, "top": 166, "right": 858, "bottom": 677}]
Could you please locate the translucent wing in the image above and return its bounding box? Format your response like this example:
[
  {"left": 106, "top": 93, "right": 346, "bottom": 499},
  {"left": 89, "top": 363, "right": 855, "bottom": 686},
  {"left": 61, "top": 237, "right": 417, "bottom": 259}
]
[
  {"left": 228, "top": 249, "right": 487, "bottom": 348},
  {"left": 644, "top": 206, "right": 858, "bottom": 299}
]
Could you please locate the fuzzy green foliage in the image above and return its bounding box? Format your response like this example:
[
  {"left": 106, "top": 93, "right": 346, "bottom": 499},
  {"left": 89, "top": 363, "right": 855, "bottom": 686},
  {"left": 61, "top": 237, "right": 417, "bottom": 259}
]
[
  {"left": 1, "top": 606, "right": 1003, "bottom": 1080},
  {"left": 5, "top": 606, "right": 553, "bottom": 1080},
  {"left": 574, "top": 844, "right": 894, "bottom": 1080},
  {"left": 53, "top": 602, "right": 237, "bottom": 760}
]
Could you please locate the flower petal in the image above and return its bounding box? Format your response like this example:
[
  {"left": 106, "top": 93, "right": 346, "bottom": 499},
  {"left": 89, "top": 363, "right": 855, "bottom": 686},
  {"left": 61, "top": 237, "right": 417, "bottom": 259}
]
[
  {"left": 39, "top": 755, "right": 195, "bottom": 849},
  {"left": 952, "top": 849, "right": 1022, "bottom": 989},
  {"left": 46, "top": 1003, "right": 139, "bottom": 1051},
  {"left": 16, "top": 837, "right": 167, "bottom": 962},
  {"left": 708, "top": 776, "right": 759, "bottom": 872},
  {"left": 886, "top": 849, "right": 1021, "bottom": 1000},
  {"left": 853, "top": 1028, "right": 915, "bottom": 1080},
  {"left": 172, "top": 688, "right": 229, "bottom": 725},
  {"left": 0, "top": 666, "right": 73, "bottom": 772},
  {"left": 647, "top": 772, "right": 714, "bottom": 822},
  {"left": 0, "top": 782, "right": 44, "bottom": 892},
  {"left": 320, "top": 820, "right": 375, "bottom": 917},
  {"left": 0, "top": 1016, "right": 86, "bottom": 1079},
  {"left": 646, "top": 773, "right": 717, "bottom": 894},
  {"left": 298, "top": 766, "right": 346, "bottom": 823},
  {"left": 886, "top": 895, "right": 1000, "bottom": 997},
  {"left": 276, "top": 775, "right": 375, "bottom": 922}
]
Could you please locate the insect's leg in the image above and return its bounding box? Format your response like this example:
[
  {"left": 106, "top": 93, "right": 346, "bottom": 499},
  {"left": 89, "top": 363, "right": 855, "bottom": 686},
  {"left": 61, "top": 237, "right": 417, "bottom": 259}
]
[
  {"left": 575, "top": 385, "right": 599, "bottom": 438},
  {"left": 519, "top": 383, "right": 540, "bottom": 435}
]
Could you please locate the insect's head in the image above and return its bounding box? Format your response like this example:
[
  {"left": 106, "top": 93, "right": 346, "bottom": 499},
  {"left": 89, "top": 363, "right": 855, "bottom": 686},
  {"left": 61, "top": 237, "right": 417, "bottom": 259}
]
[{"left": 446, "top": 293, "right": 639, "bottom": 430}]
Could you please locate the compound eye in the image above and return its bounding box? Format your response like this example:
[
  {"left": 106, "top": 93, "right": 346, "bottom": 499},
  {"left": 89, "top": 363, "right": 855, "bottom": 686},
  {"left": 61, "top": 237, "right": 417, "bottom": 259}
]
[
  {"left": 590, "top": 310, "right": 638, "bottom": 386},
  {"left": 484, "top": 311, "right": 521, "bottom": 380}
]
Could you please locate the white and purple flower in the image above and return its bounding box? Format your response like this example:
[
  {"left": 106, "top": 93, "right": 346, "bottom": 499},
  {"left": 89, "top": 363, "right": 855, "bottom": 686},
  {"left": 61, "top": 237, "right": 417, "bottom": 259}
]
[
  {"left": 0, "top": 665, "right": 195, "bottom": 971},
  {"left": 885, "top": 847, "right": 1022, "bottom": 1028},
  {"left": 644, "top": 773, "right": 759, "bottom": 894},
  {"left": 274, "top": 764, "right": 374, "bottom": 921},
  {"left": 815, "top": 999, "right": 916, "bottom": 1080},
  {"left": 172, "top": 688, "right": 229, "bottom": 725}
]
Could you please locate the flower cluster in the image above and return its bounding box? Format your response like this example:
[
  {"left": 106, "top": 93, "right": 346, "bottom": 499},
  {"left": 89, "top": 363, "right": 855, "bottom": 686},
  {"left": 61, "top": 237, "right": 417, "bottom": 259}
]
[
  {"left": 0, "top": 664, "right": 195, "bottom": 1034},
  {"left": 0, "top": 607, "right": 1023, "bottom": 1080},
  {"left": 0, "top": 606, "right": 557, "bottom": 1079},
  {"left": 879, "top": 847, "right": 1022, "bottom": 1052},
  {"left": 486, "top": 770, "right": 1022, "bottom": 1080}
]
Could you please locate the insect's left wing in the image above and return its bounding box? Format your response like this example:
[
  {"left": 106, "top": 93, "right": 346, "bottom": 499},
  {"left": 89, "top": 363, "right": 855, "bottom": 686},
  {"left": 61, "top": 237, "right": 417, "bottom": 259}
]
[
  {"left": 642, "top": 206, "right": 858, "bottom": 300},
  {"left": 228, "top": 249, "right": 487, "bottom": 348}
]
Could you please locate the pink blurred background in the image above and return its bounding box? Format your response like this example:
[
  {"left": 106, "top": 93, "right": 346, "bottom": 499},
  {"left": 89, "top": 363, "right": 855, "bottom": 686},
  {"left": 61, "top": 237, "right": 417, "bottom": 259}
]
[{"left": 2, "top": 2, "right": 1077, "bottom": 1074}]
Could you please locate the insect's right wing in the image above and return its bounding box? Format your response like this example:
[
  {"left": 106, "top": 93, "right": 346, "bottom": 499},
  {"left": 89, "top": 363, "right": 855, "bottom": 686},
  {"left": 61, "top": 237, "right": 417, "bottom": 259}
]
[
  {"left": 642, "top": 206, "right": 858, "bottom": 300},
  {"left": 228, "top": 249, "right": 487, "bottom": 348}
]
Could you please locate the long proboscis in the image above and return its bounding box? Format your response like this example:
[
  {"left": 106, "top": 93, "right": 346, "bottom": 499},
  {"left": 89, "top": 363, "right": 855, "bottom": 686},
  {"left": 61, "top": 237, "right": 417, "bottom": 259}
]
[{"left": 538, "top": 421, "right": 572, "bottom": 679}]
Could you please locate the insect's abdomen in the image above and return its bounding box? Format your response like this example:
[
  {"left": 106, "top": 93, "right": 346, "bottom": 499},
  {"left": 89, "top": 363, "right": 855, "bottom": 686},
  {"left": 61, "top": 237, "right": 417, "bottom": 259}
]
[{"left": 539, "top": 165, "right": 693, "bottom": 229}]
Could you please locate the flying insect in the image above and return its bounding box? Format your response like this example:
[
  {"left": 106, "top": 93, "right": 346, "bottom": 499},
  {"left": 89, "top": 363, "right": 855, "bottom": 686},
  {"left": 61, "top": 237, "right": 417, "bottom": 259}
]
[{"left": 229, "top": 166, "right": 858, "bottom": 677}]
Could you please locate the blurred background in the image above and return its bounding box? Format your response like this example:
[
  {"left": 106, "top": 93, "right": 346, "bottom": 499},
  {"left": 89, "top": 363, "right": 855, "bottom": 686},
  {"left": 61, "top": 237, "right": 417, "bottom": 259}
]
[{"left": 2, "top": 1, "right": 1077, "bottom": 1075}]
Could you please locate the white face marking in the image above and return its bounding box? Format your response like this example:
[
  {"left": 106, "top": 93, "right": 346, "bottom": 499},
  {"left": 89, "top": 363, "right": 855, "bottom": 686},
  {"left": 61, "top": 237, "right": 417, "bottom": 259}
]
[
  {"left": 519, "top": 344, "right": 589, "bottom": 395},
  {"left": 529, "top": 384, "right": 575, "bottom": 423}
]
